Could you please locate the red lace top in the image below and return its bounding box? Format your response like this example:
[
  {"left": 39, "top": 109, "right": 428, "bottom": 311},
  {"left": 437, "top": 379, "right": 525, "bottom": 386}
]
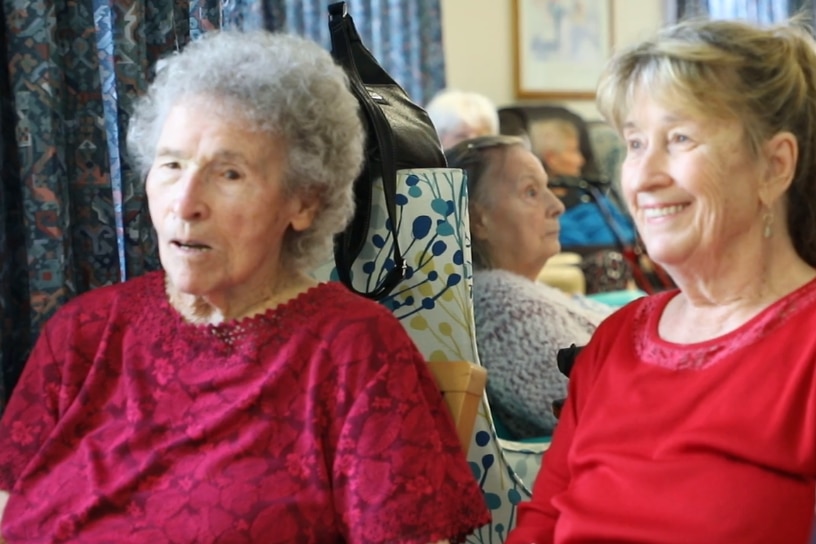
[
  {"left": 508, "top": 278, "right": 816, "bottom": 544},
  {"left": 0, "top": 271, "right": 489, "bottom": 543}
]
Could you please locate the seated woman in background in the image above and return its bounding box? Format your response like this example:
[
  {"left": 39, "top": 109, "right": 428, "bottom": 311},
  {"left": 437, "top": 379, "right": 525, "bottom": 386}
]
[
  {"left": 446, "top": 136, "right": 612, "bottom": 440},
  {"left": 531, "top": 117, "right": 638, "bottom": 294},
  {"left": 509, "top": 16, "right": 816, "bottom": 543},
  {"left": 0, "top": 30, "right": 489, "bottom": 543},
  {"left": 531, "top": 118, "right": 636, "bottom": 250},
  {"left": 530, "top": 118, "right": 586, "bottom": 180}
]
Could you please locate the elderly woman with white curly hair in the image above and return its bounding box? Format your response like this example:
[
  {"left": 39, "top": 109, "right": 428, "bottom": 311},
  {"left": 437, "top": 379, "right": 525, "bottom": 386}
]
[{"left": 0, "top": 30, "right": 489, "bottom": 543}]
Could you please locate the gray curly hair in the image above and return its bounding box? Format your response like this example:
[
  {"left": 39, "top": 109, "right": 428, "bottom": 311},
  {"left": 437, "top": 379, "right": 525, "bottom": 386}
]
[{"left": 127, "top": 30, "right": 365, "bottom": 272}]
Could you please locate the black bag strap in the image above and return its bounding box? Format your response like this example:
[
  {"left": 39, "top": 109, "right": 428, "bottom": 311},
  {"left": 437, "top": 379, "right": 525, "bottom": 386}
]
[
  {"left": 329, "top": 1, "right": 406, "bottom": 300},
  {"left": 580, "top": 182, "right": 633, "bottom": 249}
]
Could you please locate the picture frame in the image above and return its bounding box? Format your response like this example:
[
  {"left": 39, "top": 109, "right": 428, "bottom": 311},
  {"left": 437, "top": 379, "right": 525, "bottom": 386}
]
[{"left": 513, "top": 0, "right": 614, "bottom": 100}]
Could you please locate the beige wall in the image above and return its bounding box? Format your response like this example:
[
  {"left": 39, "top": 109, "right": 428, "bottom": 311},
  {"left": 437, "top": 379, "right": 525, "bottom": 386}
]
[{"left": 440, "top": 0, "right": 668, "bottom": 120}]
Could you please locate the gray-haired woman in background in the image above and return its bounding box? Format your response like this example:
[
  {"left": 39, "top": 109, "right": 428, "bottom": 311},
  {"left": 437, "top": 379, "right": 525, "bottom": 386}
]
[{"left": 446, "top": 135, "right": 612, "bottom": 440}]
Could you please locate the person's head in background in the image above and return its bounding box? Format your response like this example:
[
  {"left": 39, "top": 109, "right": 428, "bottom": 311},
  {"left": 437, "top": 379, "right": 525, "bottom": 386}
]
[
  {"left": 426, "top": 89, "right": 500, "bottom": 149},
  {"left": 596, "top": 15, "right": 816, "bottom": 275},
  {"left": 529, "top": 118, "right": 586, "bottom": 178},
  {"left": 446, "top": 135, "right": 565, "bottom": 281}
]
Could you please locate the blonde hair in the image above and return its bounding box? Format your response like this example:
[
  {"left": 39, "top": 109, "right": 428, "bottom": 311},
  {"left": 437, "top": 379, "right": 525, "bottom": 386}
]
[{"left": 596, "top": 16, "right": 816, "bottom": 265}]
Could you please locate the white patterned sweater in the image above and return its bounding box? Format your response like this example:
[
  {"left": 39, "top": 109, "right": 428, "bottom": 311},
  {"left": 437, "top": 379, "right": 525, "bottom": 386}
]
[{"left": 473, "top": 269, "right": 614, "bottom": 439}]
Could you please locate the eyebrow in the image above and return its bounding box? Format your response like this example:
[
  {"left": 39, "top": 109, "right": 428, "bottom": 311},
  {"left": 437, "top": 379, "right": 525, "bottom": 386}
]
[
  {"left": 154, "top": 146, "right": 184, "bottom": 157},
  {"left": 154, "top": 147, "right": 251, "bottom": 164},
  {"left": 623, "top": 113, "right": 688, "bottom": 130},
  {"left": 515, "top": 173, "right": 548, "bottom": 185}
]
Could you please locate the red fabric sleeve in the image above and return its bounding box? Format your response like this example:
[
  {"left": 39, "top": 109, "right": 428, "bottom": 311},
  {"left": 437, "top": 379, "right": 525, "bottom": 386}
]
[
  {"left": 0, "top": 322, "right": 62, "bottom": 491},
  {"left": 506, "top": 340, "right": 599, "bottom": 544},
  {"left": 330, "top": 321, "right": 490, "bottom": 543}
]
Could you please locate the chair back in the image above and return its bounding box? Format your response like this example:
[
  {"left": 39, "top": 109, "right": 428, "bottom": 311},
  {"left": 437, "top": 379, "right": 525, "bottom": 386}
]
[
  {"left": 498, "top": 103, "right": 603, "bottom": 181},
  {"left": 586, "top": 119, "right": 626, "bottom": 199},
  {"left": 313, "top": 168, "right": 542, "bottom": 540}
]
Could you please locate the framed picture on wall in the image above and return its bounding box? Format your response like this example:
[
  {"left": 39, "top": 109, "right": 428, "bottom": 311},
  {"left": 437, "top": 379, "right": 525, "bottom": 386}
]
[{"left": 513, "top": 0, "right": 613, "bottom": 100}]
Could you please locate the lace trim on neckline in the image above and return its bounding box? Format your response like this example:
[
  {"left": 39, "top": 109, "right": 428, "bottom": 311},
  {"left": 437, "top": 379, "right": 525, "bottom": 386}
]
[
  {"left": 156, "top": 276, "right": 335, "bottom": 345},
  {"left": 634, "top": 277, "right": 816, "bottom": 371}
]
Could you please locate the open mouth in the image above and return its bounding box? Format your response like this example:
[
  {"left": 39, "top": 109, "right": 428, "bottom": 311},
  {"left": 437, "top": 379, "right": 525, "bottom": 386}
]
[{"left": 172, "top": 240, "right": 211, "bottom": 251}]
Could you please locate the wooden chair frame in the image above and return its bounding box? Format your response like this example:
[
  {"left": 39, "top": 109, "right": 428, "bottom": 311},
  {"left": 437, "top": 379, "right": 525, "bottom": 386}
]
[{"left": 427, "top": 360, "right": 487, "bottom": 455}]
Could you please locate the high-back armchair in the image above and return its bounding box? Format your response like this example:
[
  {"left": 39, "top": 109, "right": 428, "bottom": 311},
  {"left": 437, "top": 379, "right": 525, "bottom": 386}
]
[
  {"left": 498, "top": 104, "right": 603, "bottom": 181},
  {"left": 314, "top": 167, "right": 539, "bottom": 541}
]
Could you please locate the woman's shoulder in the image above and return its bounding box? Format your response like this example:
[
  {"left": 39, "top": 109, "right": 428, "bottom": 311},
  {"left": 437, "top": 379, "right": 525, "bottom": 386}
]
[
  {"left": 53, "top": 271, "right": 164, "bottom": 320},
  {"left": 582, "top": 290, "right": 676, "bottom": 360},
  {"left": 298, "top": 281, "right": 401, "bottom": 321},
  {"left": 33, "top": 272, "right": 166, "bottom": 349},
  {"left": 474, "top": 269, "right": 607, "bottom": 315},
  {"left": 594, "top": 289, "right": 670, "bottom": 329},
  {"left": 473, "top": 268, "right": 529, "bottom": 288},
  {"left": 290, "top": 281, "right": 414, "bottom": 342},
  {"left": 473, "top": 269, "right": 553, "bottom": 301}
]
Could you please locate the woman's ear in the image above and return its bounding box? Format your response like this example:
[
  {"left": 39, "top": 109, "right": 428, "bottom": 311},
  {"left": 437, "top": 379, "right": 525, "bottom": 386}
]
[
  {"left": 289, "top": 191, "right": 321, "bottom": 232},
  {"left": 469, "top": 203, "right": 490, "bottom": 241},
  {"left": 760, "top": 131, "right": 797, "bottom": 206}
]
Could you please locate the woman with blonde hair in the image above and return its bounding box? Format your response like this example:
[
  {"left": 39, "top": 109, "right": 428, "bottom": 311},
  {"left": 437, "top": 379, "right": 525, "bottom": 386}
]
[{"left": 509, "top": 16, "right": 816, "bottom": 543}]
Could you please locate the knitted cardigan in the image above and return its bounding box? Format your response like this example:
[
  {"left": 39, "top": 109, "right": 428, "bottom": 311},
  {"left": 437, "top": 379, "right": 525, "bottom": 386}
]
[{"left": 473, "top": 269, "right": 612, "bottom": 439}]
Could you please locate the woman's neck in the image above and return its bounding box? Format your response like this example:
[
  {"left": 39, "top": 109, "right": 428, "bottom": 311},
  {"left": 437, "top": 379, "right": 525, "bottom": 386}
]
[
  {"left": 166, "top": 272, "right": 316, "bottom": 326},
  {"left": 659, "top": 246, "right": 815, "bottom": 343}
]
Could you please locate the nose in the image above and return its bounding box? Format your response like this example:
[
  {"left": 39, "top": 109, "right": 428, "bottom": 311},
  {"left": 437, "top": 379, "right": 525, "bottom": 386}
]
[
  {"left": 545, "top": 187, "right": 566, "bottom": 217},
  {"left": 172, "top": 167, "right": 209, "bottom": 221},
  {"left": 625, "top": 144, "right": 672, "bottom": 193}
]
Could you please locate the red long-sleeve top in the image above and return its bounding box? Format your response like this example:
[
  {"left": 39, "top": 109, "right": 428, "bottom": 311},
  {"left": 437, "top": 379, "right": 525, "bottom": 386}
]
[{"left": 509, "top": 279, "right": 816, "bottom": 543}]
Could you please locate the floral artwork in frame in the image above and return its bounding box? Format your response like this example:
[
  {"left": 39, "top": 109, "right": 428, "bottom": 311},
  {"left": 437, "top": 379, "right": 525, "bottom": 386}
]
[{"left": 514, "top": 0, "right": 614, "bottom": 99}]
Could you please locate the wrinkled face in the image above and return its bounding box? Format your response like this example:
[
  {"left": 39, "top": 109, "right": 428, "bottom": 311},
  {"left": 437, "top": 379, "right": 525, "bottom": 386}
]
[
  {"left": 146, "top": 98, "right": 316, "bottom": 307},
  {"left": 544, "top": 136, "right": 585, "bottom": 177},
  {"left": 472, "top": 145, "right": 565, "bottom": 280},
  {"left": 620, "top": 91, "right": 763, "bottom": 270}
]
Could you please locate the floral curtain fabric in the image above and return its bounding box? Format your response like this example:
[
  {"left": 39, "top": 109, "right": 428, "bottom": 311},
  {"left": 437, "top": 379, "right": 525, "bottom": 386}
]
[
  {"left": 248, "top": 0, "right": 446, "bottom": 105},
  {"left": 0, "top": 0, "right": 213, "bottom": 410},
  {"left": 0, "top": 0, "right": 445, "bottom": 411}
]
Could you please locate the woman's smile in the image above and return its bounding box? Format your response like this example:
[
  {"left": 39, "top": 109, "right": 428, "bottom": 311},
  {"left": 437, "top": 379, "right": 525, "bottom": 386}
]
[{"left": 641, "top": 203, "right": 690, "bottom": 223}]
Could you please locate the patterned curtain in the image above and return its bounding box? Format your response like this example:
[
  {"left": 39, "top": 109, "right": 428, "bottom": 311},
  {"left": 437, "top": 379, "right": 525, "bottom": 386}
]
[
  {"left": 676, "top": 0, "right": 809, "bottom": 22},
  {"left": 0, "top": 0, "right": 445, "bottom": 411},
  {"left": 0, "top": 0, "right": 214, "bottom": 411},
  {"left": 254, "top": 0, "right": 447, "bottom": 105}
]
